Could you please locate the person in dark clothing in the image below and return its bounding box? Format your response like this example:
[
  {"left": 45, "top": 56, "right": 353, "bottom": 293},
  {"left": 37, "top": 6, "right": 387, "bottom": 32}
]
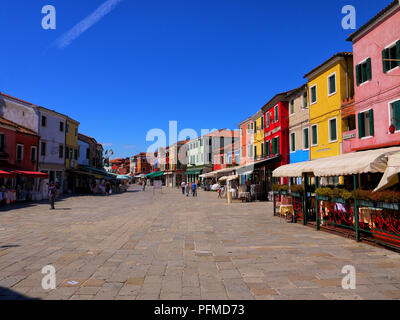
[
  {"left": 105, "top": 182, "right": 111, "bottom": 196},
  {"left": 48, "top": 182, "right": 57, "bottom": 210}
]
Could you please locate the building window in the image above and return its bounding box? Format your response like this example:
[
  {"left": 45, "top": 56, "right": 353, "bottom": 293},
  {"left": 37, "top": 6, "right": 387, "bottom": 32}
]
[
  {"left": 86, "top": 148, "right": 90, "bottom": 159},
  {"left": 328, "top": 73, "right": 337, "bottom": 96},
  {"left": 41, "top": 141, "right": 46, "bottom": 156},
  {"left": 60, "top": 122, "right": 64, "bottom": 132},
  {"left": 261, "top": 142, "right": 264, "bottom": 156},
  {"left": 74, "top": 149, "right": 78, "bottom": 160},
  {"left": 310, "top": 85, "right": 317, "bottom": 104},
  {"left": 303, "top": 128, "right": 309, "bottom": 150},
  {"left": 66, "top": 124, "right": 69, "bottom": 133},
  {"left": 358, "top": 109, "right": 374, "bottom": 138},
  {"left": 261, "top": 116, "right": 264, "bottom": 130},
  {"left": 31, "top": 146, "right": 37, "bottom": 162},
  {"left": 289, "top": 100, "right": 295, "bottom": 115},
  {"left": 253, "top": 121, "right": 257, "bottom": 133},
  {"left": 65, "top": 146, "right": 69, "bottom": 159},
  {"left": 266, "top": 112, "right": 270, "bottom": 127},
  {"left": 290, "top": 132, "right": 296, "bottom": 152},
  {"left": 41, "top": 116, "right": 47, "bottom": 127},
  {"left": 16, "top": 144, "right": 24, "bottom": 161},
  {"left": 329, "top": 118, "right": 338, "bottom": 142},
  {"left": 0, "top": 134, "right": 5, "bottom": 152},
  {"left": 272, "top": 137, "right": 280, "bottom": 155},
  {"left": 311, "top": 124, "right": 318, "bottom": 146},
  {"left": 382, "top": 40, "right": 400, "bottom": 73},
  {"left": 266, "top": 141, "right": 270, "bottom": 157},
  {"left": 274, "top": 105, "right": 279, "bottom": 122},
  {"left": 343, "top": 115, "right": 356, "bottom": 132},
  {"left": 356, "top": 58, "right": 372, "bottom": 85},
  {"left": 389, "top": 100, "right": 400, "bottom": 131},
  {"left": 303, "top": 92, "right": 308, "bottom": 109},
  {"left": 59, "top": 145, "right": 64, "bottom": 158}
]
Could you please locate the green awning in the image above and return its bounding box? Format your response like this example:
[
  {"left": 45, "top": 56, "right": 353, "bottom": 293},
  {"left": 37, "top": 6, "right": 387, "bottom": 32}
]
[
  {"left": 145, "top": 171, "right": 164, "bottom": 178},
  {"left": 185, "top": 169, "right": 202, "bottom": 175},
  {"left": 151, "top": 171, "right": 164, "bottom": 178}
]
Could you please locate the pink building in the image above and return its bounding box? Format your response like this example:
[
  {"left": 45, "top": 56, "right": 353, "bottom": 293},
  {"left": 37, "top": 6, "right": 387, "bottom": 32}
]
[{"left": 343, "top": 1, "right": 400, "bottom": 153}]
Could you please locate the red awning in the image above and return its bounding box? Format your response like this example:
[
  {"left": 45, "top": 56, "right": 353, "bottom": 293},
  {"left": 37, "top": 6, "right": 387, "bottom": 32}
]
[
  {"left": 12, "top": 170, "right": 49, "bottom": 178},
  {"left": 0, "top": 170, "right": 16, "bottom": 178}
]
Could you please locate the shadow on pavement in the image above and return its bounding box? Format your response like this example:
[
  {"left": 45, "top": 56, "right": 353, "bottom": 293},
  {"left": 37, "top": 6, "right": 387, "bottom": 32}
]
[{"left": 0, "top": 287, "right": 40, "bottom": 300}]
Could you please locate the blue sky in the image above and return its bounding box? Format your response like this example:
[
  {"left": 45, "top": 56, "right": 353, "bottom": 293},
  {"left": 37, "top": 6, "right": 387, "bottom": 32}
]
[{"left": 0, "top": 0, "right": 391, "bottom": 159}]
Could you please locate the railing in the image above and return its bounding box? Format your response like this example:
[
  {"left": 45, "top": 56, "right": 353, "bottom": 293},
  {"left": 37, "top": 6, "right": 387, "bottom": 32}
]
[{"left": 273, "top": 193, "right": 400, "bottom": 251}]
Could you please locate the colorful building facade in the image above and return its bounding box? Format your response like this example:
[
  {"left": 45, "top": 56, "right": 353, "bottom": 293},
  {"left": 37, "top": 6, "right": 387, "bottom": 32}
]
[
  {"left": 239, "top": 117, "right": 253, "bottom": 165},
  {"left": 287, "top": 84, "right": 310, "bottom": 164},
  {"left": 304, "top": 52, "right": 354, "bottom": 160},
  {"left": 344, "top": 1, "right": 400, "bottom": 152}
]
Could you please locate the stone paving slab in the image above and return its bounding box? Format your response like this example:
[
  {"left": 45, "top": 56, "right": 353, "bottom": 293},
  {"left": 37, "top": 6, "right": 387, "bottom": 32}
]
[{"left": 0, "top": 186, "right": 400, "bottom": 300}]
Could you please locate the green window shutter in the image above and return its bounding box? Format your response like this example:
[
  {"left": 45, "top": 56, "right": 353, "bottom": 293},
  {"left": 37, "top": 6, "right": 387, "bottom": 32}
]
[
  {"left": 261, "top": 143, "right": 264, "bottom": 157},
  {"left": 369, "top": 109, "right": 374, "bottom": 136},
  {"left": 267, "top": 141, "right": 270, "bottom": 156},
  {"left": 356, "top": 64, "right": 361, "bottom": 86},
  {"left": 366, "top": 58, "right": 372, "bottom": 81},
  {"left": 358, "top": 113, "right": 365, "bottom": 138},
  {"left": 382, "top": 49, "right": 389, "bottom": 73},
  {"left": 396, "top": 40, "right": 400, "bottom": 67},
  {"left": 272, "top": 139, "right": 276, "bottom": 154},
  {"left": 304, "top": 129, "right": 309, "bottom": 149},
  {"left": 330, "top": 119, "right": 337, "bottom": 141},
  {"left": 276, "top": 137, "right": 280, "bottom": 155},
  {"left": 393, "top": 101, "right": 400, "bottom": 130},
  {"left": 312, "top": 126, "right": 317, "bottom": 145}
]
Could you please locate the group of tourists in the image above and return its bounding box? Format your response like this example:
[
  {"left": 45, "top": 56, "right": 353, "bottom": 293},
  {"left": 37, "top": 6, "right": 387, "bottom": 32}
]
[{"left": 180, "top": 181, "right": 198, "bottom": 197}]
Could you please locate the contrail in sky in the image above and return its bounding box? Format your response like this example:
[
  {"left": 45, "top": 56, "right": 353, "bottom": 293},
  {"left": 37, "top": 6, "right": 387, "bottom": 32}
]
[{"left": 53, "top": 0, "right": 123, "bottom": 49}]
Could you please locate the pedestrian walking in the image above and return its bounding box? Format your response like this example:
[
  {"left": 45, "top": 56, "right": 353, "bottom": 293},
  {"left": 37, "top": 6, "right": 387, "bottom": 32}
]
[
  {"left": 142, "top": 179, "right": 147, "bottom": 192},
  {"left": 185, "top": 183, "right": 190, "bottom": 197},
  {"left": 181, "top": 181, "right": 186, "bottom": 195},
  {"left": 105, "top": 182, "right": 111, "bottom": 196},
  {"left": 48, "top": 182, "right": 57, "bottom": 210},
  {"left": 192, "top": 182, "right": 197, "bottom": 197}
]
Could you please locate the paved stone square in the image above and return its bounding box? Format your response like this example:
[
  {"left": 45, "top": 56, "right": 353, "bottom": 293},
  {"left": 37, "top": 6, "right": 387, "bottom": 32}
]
[{"left": 0, "top": 185, "right": 400, "bottom": 300}]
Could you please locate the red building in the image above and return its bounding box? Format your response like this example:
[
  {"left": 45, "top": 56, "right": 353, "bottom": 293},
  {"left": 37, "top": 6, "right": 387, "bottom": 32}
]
[
  {"left": 132, "top": 152, "right": 156, "bottom": 175},
  {"left": 213, "top": 142, "right": 240, "bottom": 171},
  {"left": 0, "top": 117, "right": 40, "bottom": 172},
  {"left": 262, "top": 89, "right": 298, "bottom": 185},
  {"left": 109, "top": 158, "right": 130, "bottom": 175}
]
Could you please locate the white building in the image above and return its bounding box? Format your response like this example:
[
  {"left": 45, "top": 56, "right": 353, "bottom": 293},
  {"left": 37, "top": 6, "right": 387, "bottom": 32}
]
[
  {"left": 33, "top": 107, "right": 67, "bottom": 198},
  {"left": 78, "top": 139, "right": 90, "bottom": 166}
]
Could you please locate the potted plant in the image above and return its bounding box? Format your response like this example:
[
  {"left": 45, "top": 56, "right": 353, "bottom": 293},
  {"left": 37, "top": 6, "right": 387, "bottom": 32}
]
[
  {"left": 315, "top": 187, "right": 331, "bottom": 201},
  {"left": 352, "top": 189, "right": 375, "bottom": 207},
  {"left": 290, "top": 184, "right": 304, "bottom": 197}
]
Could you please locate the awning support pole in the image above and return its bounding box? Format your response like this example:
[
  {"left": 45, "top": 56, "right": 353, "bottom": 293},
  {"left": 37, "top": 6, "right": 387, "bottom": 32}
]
[
  {"left": 353, "top": 174, "right": 360, "bottom": 242},
  {"left": 302, "top": 173, "right": 308, "bottom": 226}
]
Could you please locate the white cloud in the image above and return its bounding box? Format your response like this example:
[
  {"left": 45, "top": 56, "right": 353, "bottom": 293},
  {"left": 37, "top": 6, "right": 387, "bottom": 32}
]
[{"left": 53, "top": 0, "right": 123, "bottom": 49}]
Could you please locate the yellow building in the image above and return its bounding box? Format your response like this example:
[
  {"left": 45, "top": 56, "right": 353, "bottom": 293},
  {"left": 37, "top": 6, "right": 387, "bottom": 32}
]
[
  {"left": 65, "top": 117, "right": 80, "bottom": 169},
  {"left": 252, "top": 110, "right": 265, "bottom": 160},
  {"left": 304, "top": 52, "right": 354, "bottom": 160}
]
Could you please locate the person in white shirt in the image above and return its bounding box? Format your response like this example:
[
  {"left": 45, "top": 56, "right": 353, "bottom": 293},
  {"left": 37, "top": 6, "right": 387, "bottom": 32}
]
[{"left": 181, "top": 181, "right": 186, "bottom": 195}]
